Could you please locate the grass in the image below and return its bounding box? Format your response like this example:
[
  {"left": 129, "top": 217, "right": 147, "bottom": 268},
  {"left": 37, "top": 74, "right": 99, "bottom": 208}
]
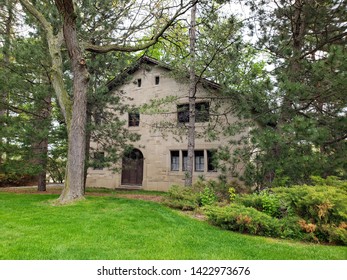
[{"left": 0, "top": 192, "right": 346, "bottom": 260}]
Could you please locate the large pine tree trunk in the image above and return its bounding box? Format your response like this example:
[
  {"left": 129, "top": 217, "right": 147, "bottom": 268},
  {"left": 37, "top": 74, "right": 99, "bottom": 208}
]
[
  {"left": 185, "top": 3, "right": 197, "bottom": 187},
  {"left": 56, "top": 0, "right": 89, "bottom": 203}
]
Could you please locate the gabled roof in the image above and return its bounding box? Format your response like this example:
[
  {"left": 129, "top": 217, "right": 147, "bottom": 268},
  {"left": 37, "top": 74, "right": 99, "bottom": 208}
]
[{"left": 106, "top": 55, "right": 221, "bottom": 91}]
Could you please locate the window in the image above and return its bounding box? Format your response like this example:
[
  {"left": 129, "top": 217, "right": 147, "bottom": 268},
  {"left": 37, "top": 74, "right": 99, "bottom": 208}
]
[
  {"left": 129, "top": 112, "right": 140, "bottom": 127},
  {"left": 170, "top": 151, "right": 179, "bottom": 171},
  {"left": 137, "top": 78, "right": 142, "bottom": 87},
  {"left": 155, "top": 76, "right": 160, "bottom": 85},
  {"left": 195, "top": 150, "right": 204, "bottom": 172},
  {"left": 177, "top": 102, "right": 210, "bottom": 123},
  {"left": 182, "top": 150, "right": 188, "bottom": 171},
  {"left": 207, "top": 150, "right": 217, "bottom": 172},
  {"left": 177, "top": 104, "right": 189, "bottom": 123},
  {"left": 196, "top": 102, "right": 209, "bottom": 122},
  {"left": 93, "top": 152, "right": 105, "bottom": 170}
]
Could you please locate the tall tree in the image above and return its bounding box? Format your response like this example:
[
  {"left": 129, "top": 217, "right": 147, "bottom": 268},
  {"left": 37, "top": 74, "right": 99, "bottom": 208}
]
[
  {"left": 225, "top": 0, "right": 347, "bottom": 187},
  {"left": 19, "top": 0, "right": 197, "bottom": 203},
  {"left": 185, "top": 2, "right": 197, "bottom": 186}
]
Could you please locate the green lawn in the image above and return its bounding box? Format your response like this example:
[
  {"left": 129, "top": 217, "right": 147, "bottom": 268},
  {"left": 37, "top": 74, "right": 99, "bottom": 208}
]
[{"left": 0, "top": 192, "right": 345, "bottom": 260}]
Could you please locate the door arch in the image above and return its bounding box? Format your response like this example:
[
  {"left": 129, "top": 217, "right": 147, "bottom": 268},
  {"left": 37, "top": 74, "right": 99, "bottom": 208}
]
[{"left": 121, "top": 149, "right": 144, "bottom": 186}]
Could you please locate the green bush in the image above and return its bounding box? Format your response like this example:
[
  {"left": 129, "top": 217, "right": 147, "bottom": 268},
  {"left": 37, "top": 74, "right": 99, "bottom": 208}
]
[
  {"left": 319, "top": 224, "right": 347, "bottom": 245},
  {"left": 205, "top": 204, "right": 281, "bottom": 237},
  {"left": 206, "top": 183, "right": 347, "bottom": 245},
  {"left": 273, "top": 185, "right": 347, "bottom": 225},
  {"left": 259, "top": 191, "right": 281, "bottom": 217},
  {"left": 310, "top": 176, "right": 347, "bottom": 189},
  {"left": 235, "top": 191, "right": 281, "bottom": 217},
  {"left": 200, "top": 187, "right": 217, "bottom": 206},
  {"left": 164, "top": 185, "right": 200, "bottom": 210},
  {"left": 235, "top": 193, "right": 263, "bottom": 210},
  {"left": 193, "top": 179, "right": 238, "bottom": 202}
]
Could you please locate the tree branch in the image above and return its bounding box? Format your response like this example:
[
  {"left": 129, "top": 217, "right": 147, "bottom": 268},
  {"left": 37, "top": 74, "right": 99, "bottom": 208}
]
[{"left": 84, "top": 1, "right": 198, "bottom": 53}]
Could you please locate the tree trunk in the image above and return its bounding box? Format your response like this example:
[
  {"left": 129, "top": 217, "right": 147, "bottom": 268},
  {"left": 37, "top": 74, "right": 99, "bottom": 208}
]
[
  {"left": 37, "top": 95, "right": 52, "bottom": 191},
  {"left": 185, "top": 3, "right": 197, "bottom": 187},
  {"left": 0, "top": 0, "right": 13, "bottom": 165},
  {"left": 56, "top": 0, "right": 89, "bottom": 203}
]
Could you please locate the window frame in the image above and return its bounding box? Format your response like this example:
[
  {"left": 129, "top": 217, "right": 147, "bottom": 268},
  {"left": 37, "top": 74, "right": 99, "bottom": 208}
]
[
  {"left": 170, "top": 151, "right": 179, "bottom": 171},
  {"left": 194, "top": 150, "right": 204, "bottom": 172},
  {"left": 128, "top": 112, "right": 140, "bottom": 127},
  {"left": 177, "top": 102, "right": 210, "bottom": 123}
]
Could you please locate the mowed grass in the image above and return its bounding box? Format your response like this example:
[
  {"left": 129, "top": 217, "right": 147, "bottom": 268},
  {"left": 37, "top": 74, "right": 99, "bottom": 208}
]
[{"left": 0, "top": 193, "right": 346, "bottom": 260}]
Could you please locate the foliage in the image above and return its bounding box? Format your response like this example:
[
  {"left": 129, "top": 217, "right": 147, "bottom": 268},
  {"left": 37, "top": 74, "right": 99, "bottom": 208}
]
[
  {"left": 164, "top": 185, "right": 200, "bottom": 210},
  {"left": 217, "top": 0, "right": 347, "bottom": 188},
  {"left": 228, "top": 187, "right": 236, "bottom": 202},
  {"left": 1, "top": 193, "right": 346, "bottom": 260},
  {"left": 207, "top": 179, "right": 347, "bottom": 245},
  {"left": 205, "top": 204, "right": 281, "bottom": 237},
  {"left": 272, "top": 185, "right": 347, "bottom": 225},
  {"left": 200, "top": 187, "right": 217, "bottom": 206}
]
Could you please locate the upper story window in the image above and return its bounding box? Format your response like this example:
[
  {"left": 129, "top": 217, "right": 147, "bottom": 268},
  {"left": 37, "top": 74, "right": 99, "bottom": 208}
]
[
  {"left": 155, "top": 76, "right": 160, "bottom": 85},
  {"left": 137, "top": 78, "right": 142, "bottom": 87},
  {"left": 129, "top": 112, "right": 140, "bottom": 127},
  {"left": 177, "top": 102, "right": 210, "bottom": 123}
]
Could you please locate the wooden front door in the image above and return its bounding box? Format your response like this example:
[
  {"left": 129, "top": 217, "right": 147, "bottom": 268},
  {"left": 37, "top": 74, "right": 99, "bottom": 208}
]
[{"left": 121, "top": 149, "right": 144, "bottom": 185}]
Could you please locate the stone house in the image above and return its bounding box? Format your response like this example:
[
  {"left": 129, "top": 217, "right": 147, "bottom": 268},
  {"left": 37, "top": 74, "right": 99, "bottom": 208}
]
[{"left": 86, "top": 56, "right": 242, "bottom": 191}]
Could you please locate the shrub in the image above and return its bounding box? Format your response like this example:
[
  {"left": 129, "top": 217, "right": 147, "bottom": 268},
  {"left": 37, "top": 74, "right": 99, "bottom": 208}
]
[
  {"left": 259, "top": 191, "right": 281, "bottom": 217},
  {"left": 235, "top": 193, "right": 263, "bottom": 211},
  {"left": 318, "top": 224, "right": 347, "bottom": 245},
  {"left": 200, "top": 187, "right": 217, "bottom": 206},
  {"left": 205, "top": 204, "right": 281, "bottom": 237},
  {"left": 164, "top": 185, "right": 200, "bottom": 210},
  {"left": 273, "top": 185, "right": 347, "bottom": 225},
  {"left": 235, "top": 191, "right": 281, "bottom": 217},
  {"left": 193, "top": 179, "right": 238, "bottom": 202},
  {"left": 229, "top": 187, "right": 236, "bottom": 202}
]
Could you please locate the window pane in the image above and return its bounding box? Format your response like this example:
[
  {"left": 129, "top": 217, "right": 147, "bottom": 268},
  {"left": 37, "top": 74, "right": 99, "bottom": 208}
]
[
  {"left": 137, "top": 79, "right": 142, "bottom": 87},
  {"left": 177, "top": 104, "right": 189, "bottom": 123},
  {"left": 196, "top": 102, "right": 209, "bottom": 122},
  {"left": 129, "top": 112, "right": 140, "bottom": 126},
  {"left": 182, "top": 151, "right": 188, "bottom": 171},
  {"left": 155, "top": 76, "right": 160, "bottom": 85},
  {"left": 177, "top": 103, "right": 209, "bottom": 123},
  {"left": 170, "top": 151, "right": 179, "bottom": 171},
  {"left": 194, "top": 150, "right": 204, "bottom": 172}
]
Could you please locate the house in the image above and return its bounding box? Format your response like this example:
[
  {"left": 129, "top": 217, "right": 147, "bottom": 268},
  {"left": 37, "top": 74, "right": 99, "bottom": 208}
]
[{"left": 86, "top": 56, "right": 243, "bottom": 191}]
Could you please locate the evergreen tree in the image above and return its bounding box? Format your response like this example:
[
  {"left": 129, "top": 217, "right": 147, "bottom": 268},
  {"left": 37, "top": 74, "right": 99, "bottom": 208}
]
[{"left": 223, "top": 0, "right": 347, "bottom": 187}]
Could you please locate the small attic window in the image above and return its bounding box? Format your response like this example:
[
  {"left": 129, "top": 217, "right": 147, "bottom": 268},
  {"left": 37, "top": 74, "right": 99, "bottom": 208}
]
[
  {"left": 155, "top": 76, "right": 160, "bottom": 85},
  {"left": 137, "top": 79, "right": 142, "bottom": 87}
]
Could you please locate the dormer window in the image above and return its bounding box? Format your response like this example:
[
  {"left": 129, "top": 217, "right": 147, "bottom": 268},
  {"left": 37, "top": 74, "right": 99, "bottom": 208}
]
[
  {"left": 155, "top": 76, "right": 160, "bottom": 85},
  {"left": 137, "top": 79, "right": 142, "bottom": 87}
]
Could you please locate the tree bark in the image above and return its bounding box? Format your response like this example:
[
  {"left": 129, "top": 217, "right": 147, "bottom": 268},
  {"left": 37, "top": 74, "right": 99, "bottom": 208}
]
[
  {"left": 55, "top": 0, "right": 89, "bottom": 203},
  {"left": 37, "top": 95, "right": 52, "bottom": 191},
  {"left": 0, "top": 0, "right": 13, "bottom": 165},
  {"left": 185, "top": 3, "right": 197, "bottom": 187}
]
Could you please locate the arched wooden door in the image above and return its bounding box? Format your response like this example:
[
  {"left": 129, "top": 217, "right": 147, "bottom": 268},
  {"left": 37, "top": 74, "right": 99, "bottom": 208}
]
[{"left": 121, "top": 149, "right": 144, "bottom": 186}]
